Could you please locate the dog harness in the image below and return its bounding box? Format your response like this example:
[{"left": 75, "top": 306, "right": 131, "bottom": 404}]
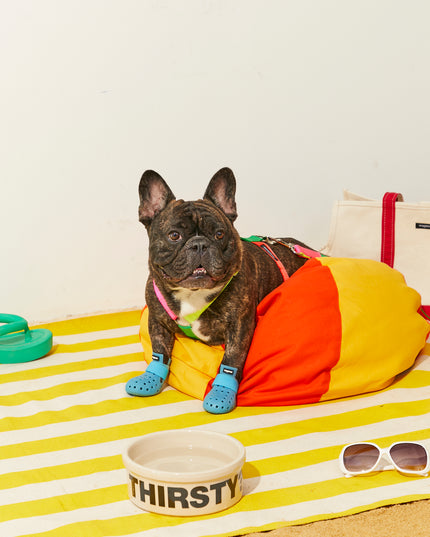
[
  {"left": 153, "top": 237, "right": 323, "bottom": 341},
  {"left": 152, "top": 273, "right": 237, "bottom": 340},
  {"left": 242, "top": 236, "right": 324, "bottom": 268}
]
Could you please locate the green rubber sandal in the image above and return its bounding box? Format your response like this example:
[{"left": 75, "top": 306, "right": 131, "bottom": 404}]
[{"left": 0, "top": 314, "right": 53, "bottom": 364}]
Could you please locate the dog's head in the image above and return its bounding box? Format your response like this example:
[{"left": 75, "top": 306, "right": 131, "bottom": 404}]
[{"left": 138, "top": 167, "right": 243, "bottom": 291}]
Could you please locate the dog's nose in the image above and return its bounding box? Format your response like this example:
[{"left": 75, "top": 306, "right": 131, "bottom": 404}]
[{"left": 186, "top": 236, "right": 210, "bottom": 254}]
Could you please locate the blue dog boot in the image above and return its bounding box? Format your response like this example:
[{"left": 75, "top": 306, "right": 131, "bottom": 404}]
[
  {"left": 203, "top": 365, "right": 239, "bottom": 414},
  {"left": 126, "top": 353, "right": 171, "bottom": 397}
]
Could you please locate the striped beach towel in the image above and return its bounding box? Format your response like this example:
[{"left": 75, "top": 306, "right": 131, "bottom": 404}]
[{"left": 1, "top": 310, "right": 429, "bottom": 537}]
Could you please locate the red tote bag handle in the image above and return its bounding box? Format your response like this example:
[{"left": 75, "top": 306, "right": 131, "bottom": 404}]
[
  {"left": 381, "top": 192, "right": 430, "bottom": 319},
  {"left": 380, "top": 192, "right": 403, "bottom": 268}
]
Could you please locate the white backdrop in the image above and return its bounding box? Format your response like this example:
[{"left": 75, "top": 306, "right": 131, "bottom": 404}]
[{"left": 1, "top": 0, "right": 430, "bottom": 322}]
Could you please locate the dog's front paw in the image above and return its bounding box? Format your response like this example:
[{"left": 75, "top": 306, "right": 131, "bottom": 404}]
[
  {"left": 203, "top": 365, "right": 239, "bottom": 414},
  {"left": 125, "top": 371, "right": 165, "bottom": 396},
  {"left": 125, "top": 354, "right": 170, "bottom": 397}
]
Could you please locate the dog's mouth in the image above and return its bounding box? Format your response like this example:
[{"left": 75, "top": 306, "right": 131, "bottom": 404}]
[
  {"left": 159, "top": 264, "right": 225, "bottom": 290},
  {"left": 182, "top": 265, "right": 214, "bottom": 284},
  {"left": 191, "top": 266, "right": 208, "bottom": 278}
]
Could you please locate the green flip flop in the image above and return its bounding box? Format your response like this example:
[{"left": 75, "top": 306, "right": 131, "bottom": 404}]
[{"left": 0, "top": 314, "right": 53, "bottom": 364}]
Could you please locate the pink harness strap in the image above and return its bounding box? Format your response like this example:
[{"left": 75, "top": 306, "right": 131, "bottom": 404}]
[
  {"left": 252, "top": 240, "right": 323, "bottom": 281},
  {"left": 252, "top": 241, "right": 290, "bottom": 281},
  {"left": 153, "top": 280, "right": 178, "bottom": 321},
  {"left": 290, "top": 244, "right": 322, "bottom": 259}
]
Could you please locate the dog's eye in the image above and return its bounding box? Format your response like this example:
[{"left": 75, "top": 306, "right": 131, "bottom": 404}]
[
  {"left": 168, "top": 231, "right": 182, "bottom": 242},
  {"left": 215, "top": 230, "right": 225, "bottom": 240}
]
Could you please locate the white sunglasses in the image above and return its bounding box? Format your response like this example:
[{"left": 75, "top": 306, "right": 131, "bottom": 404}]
[{"left": 339, "top": 441, "right": 430, "bottom": 478}]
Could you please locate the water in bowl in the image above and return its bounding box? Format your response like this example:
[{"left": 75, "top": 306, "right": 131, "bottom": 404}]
[{"left": 135, "top": 446, "right": 233, "bottom": 473}]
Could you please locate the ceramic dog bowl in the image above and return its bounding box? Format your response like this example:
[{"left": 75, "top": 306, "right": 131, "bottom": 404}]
[{"left": 122, "top": 429, "right": 246, "bottom": 516}]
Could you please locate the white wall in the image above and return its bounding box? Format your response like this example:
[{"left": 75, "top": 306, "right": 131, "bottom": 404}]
[{"left": 1, "top": 0, "right": 430, "bottom": 323}]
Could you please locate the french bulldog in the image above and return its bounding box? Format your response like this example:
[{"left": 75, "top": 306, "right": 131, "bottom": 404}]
[{"left": 126, "top": 167, "right": 311, "bottom": 413}]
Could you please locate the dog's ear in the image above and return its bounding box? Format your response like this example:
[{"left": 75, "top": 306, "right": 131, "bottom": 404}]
[
  {"left": 203, "top": 167, "right": 237, "bottom": 222},
  {"left": 138, "top": 170, "right": 176, "bottom": 228}
]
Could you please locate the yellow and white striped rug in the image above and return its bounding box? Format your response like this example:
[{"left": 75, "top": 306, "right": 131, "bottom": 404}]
[{"left": 1, "top": 310, "right": 429, "bottom": 537}]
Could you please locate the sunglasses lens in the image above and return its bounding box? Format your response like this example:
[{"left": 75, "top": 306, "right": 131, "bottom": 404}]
[
  {"left": 343, "top": 444, "right": 380, "bottom": 472},
  {"left": 389, "top": 443, "right": 428, "bottom": 472}
]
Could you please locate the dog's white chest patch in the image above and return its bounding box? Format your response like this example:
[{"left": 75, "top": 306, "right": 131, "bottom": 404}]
[{"left": 173, "top": 287, "right": 221, "bottom": 342}]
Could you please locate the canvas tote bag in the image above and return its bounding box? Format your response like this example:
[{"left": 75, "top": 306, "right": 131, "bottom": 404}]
[{"left": 322, "top": 190, "right": 430, "bottom": 315}]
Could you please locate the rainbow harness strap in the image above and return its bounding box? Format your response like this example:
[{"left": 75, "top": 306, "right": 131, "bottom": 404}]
[{"left": 152, "top": 236, "right": 322, "bottom": 340}]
